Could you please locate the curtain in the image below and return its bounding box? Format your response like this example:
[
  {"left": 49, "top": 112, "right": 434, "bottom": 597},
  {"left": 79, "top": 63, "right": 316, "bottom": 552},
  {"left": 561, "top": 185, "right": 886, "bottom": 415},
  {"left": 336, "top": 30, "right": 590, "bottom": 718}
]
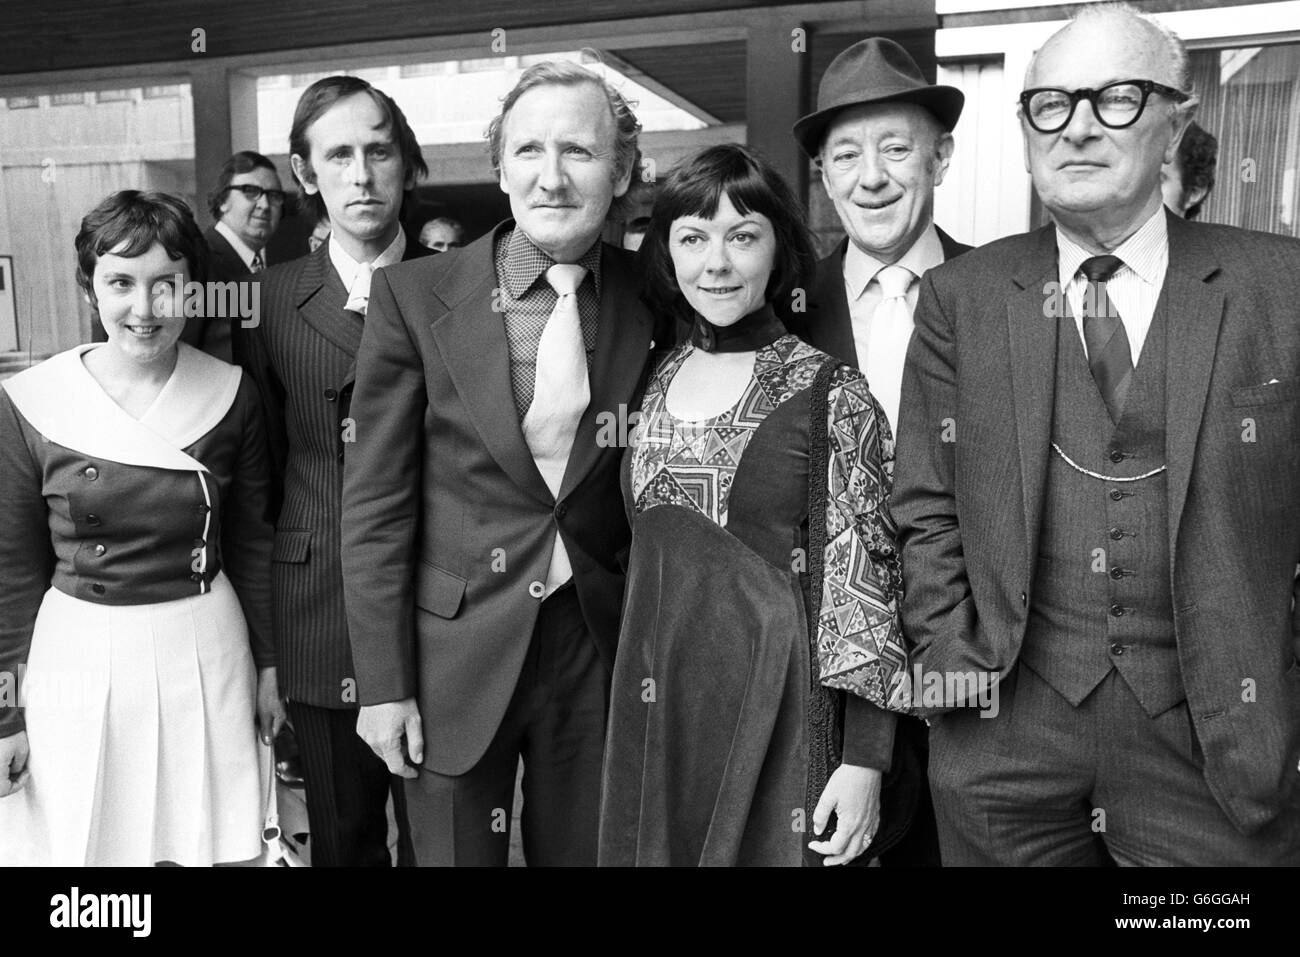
[{"left": 1190, "top": 44, "right": 1300, "bottom": 237}]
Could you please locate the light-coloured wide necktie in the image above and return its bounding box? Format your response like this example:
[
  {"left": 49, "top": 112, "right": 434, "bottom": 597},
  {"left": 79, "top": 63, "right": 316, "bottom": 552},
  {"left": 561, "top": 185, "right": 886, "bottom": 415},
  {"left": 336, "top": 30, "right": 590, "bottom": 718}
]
[
  {"left": 522, "top": 263, "right": 590, "bottom": 597},
  {"left": 250, "top": 251, "right": 265, "bottom": 274},
  {"left": 344, "top": 262, "right": 374, "bottom": 315},
  {"left": 864, "top": 263, "right": 914, "bottom": 437}
]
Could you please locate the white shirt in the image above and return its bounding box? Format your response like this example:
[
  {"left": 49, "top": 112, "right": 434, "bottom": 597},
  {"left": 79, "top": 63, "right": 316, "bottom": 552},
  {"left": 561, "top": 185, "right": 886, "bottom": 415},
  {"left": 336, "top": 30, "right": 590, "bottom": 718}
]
[
  {"left": 214, "top": 220, "right": 266, "bottom": 272},
  {"left": 843, "top": 224, "right": 946, "bottom": 434},
  {"left": 327, "top": 229, "right": 407, "bottom": 299},
  {"left": 1056, "top": 207, "right": 1168, "bottom": 363}
]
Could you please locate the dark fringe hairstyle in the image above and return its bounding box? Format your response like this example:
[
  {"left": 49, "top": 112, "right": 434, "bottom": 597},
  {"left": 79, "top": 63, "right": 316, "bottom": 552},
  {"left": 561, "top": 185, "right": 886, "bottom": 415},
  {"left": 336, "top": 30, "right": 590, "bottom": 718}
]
[
  {"left": 75, "top": 190, "right": 210, "bottom": 317},
  {"left": 636, "top": 144, "right": 817, "bottom": 328}
]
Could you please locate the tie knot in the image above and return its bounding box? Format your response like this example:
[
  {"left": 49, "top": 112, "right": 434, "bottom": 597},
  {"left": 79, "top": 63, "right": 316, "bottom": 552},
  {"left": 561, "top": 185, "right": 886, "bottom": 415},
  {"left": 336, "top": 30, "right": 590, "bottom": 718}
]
[
  {"left": 546, "top": 263, "right": 587, "bottom": 297},
  {"left": 875, "top": 264, "right": 912, "bottom": 300},
  {"left": 1079, "top": 255, "right": 1123, "bottom": 283}
]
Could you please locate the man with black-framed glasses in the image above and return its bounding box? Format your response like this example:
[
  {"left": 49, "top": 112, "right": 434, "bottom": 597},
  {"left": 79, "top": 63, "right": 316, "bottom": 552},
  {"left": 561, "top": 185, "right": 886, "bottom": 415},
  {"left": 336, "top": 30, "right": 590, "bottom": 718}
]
[
  {"left": 201, "top": 150, "right": 287, "bottom": 360},
  {"left": 893, "top": 2, "right": 1300, "bottom": 866}
]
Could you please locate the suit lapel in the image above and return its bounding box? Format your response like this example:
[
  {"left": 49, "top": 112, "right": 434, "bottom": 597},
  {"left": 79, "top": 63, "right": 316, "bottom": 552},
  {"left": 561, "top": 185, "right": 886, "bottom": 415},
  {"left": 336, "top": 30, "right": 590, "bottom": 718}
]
[
  {"left": 1162, "top": 212, "right": 1225, "bottom": 556},
  {"left": 558, "top": 245, "right": 652, "bottom": 500},
  {"left": 429, "top": 232, "right": 553, "bottom": 506},
  {"left": 1007, "top": 225, "right": 1061, "bottom": 562},
  {"left": 812, "top": 241, "right": 858, "bottom": 366},
  {"left": 296, "top": 244, "right": 359, "bottom": 359}
]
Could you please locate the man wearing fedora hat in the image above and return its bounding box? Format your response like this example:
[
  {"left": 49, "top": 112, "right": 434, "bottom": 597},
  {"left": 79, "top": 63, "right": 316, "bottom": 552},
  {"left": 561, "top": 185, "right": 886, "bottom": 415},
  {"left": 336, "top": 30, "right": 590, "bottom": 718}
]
[{"left": 790, "top": 36, "right": 970, "bottom": 868}]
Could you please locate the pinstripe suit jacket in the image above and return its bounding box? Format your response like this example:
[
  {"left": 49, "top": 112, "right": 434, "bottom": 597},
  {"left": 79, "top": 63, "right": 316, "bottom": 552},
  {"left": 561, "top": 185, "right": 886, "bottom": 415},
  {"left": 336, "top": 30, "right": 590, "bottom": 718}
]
[
  {"left": 893, "top": 210, "right": 1300, "bottom": 834},
  {"left": 233, "top": 240, "right": 432, "bottom": 708}
]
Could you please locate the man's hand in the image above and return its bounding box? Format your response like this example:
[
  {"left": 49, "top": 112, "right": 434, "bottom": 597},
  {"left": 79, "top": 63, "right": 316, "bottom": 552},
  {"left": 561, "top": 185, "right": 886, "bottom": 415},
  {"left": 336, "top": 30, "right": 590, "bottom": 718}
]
[
  {"left": 0, "top": 731, "right": 31, "bottom": 798},
  {"left": 808, "top": 763, "right": 883, "bottom": 865},
  {"left": 357, "top": 699, "right": 424, "bottom": 778}
]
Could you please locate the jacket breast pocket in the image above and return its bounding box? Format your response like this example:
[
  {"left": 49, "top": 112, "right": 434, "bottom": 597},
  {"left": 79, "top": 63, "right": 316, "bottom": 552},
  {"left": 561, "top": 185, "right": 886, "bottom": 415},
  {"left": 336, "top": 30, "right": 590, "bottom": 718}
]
[
  {"left": 415, "top": 560, "right": 467, "bottom": 619},
  {"left": 272, "top": 528, "right": 312, "bottom": 563},
  {"left": 1231, "top": 376, "right": 1300, "bottom": 407}
]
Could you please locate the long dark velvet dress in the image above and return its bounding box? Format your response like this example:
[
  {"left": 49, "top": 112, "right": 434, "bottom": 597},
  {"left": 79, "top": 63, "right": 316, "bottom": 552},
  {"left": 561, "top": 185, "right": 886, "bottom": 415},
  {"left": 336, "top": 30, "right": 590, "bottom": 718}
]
[{"left": 598, "top": 317, "right": 910, "bottom": 867}]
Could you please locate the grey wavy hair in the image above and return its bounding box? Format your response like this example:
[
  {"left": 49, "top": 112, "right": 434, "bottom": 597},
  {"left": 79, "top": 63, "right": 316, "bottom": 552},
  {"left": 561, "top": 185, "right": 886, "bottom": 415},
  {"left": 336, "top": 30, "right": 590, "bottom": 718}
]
[{"left": 485, "top": 55, "right": 643, "bottom": 186}]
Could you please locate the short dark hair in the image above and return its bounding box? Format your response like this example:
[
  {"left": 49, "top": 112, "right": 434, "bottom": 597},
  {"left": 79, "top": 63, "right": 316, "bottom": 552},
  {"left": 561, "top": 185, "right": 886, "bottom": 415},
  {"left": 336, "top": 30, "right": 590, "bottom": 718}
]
[
  {"left": 1176, "top": 121, "right": 1218, "bottom": 221},
  {"left": 75, "top": 190, "right": 209, "bottom": 317},
  {"left": 207, "top": 150, "right": 280, "bottom": 220},
  {"left": 288, "top": 75, "right": 428, "bottom": 223},
  {"left": 637, "top": 144, "right": 817, "bottom": 327}
]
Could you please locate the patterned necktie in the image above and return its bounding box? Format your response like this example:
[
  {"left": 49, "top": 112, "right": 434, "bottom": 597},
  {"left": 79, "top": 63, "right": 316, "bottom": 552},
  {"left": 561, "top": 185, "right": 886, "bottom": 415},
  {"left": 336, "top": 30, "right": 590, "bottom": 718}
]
[
  {"left": 344, "top": 262, "right": 374, "bottom": 315},
  {"left": 522, "top": 263, "right": 590, "bottom": 596},
  {"left": 865, "top": 264, "right": 913, "bottom": 436},
  {"left": 1079, "top": 254, "right": 1133, "bottom": 423},
  {"left": 250, "top": 251, "right": 265, "bottom": 274}
]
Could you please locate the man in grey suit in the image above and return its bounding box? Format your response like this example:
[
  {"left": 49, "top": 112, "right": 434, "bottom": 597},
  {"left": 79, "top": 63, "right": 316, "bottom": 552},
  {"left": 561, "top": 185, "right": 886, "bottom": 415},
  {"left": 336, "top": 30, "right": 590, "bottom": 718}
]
[
  {"left": 894, "top": 3, "right": 1300, "bottom": 865},
  {"left": 342, "top": 61, "right": 663, "bottom": 866}
]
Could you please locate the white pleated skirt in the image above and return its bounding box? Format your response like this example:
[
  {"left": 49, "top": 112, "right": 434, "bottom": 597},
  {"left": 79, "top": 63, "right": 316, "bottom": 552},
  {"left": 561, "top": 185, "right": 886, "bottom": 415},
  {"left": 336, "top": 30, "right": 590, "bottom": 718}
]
[{"left": 0, "top": 572, "right": 262, "bottom": 866}]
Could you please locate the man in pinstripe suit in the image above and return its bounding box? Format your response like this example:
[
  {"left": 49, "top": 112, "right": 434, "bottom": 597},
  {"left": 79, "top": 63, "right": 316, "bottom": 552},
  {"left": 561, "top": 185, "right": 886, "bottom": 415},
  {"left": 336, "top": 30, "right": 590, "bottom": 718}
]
[{"left": 234, "top": 76, "right": 431, "bottom": 866}]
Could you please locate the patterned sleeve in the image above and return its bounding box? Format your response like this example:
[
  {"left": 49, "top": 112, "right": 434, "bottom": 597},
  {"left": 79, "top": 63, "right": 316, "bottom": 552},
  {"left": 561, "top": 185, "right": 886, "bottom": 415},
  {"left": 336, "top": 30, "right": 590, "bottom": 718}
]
[{"left": 814, "top": 366, "right": 912, "bottom": 711}]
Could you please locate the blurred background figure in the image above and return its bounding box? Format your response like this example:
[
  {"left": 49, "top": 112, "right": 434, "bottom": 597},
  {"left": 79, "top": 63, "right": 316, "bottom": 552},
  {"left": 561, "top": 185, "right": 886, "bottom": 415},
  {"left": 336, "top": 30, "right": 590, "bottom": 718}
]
[
  {"left": 417, "top": 215, "right": 465, "bottom": 251},
  {"left": 307, "top": 214, "right": 331, "bottom": 253},
  {"left": 620, "top": 215, "right": 650, "bottom": 251},
  {"left": 201, "top": 150, "right": 288, "bottom": 361},
  {"left": 1161, "top": 120, "right": 1217, "bottom": 220}
]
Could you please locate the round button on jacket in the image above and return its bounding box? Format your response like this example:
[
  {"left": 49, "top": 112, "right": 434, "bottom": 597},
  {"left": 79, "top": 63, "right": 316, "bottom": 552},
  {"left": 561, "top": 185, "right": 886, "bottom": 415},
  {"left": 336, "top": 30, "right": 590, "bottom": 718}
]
[
  {"left": 324, "top": 388, "right": 338, "bottom": 402},
  {"left": 84, "top": 466, "right": 99, "bottom": 481},
  {"left": 1109, "top": 449, "right": 1125, "bottom": 464},
  {"left": 1109, "top": 566, "right": 1125, "bottom": 580},
  {"left": 1110, "top": 642, "right": 1126, "bottom": 656},
  {"left": 528, "top": 581, "right": 545, "bottom": 599},
  {"left": 92, "top": 544, "right": 106, "bottom": 556},
  {"left": 86, "top": 514, "right": 101, "bottom": 526},
  {"left": 1109, "top": 489, "right": 1124, "bottom": 501}
]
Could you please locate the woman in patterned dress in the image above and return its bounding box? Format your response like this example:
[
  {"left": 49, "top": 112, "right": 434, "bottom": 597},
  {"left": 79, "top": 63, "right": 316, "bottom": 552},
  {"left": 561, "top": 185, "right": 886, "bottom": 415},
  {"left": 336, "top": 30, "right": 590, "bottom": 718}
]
[{"left": 598, "top": 145, "right": 913, "bottom": 866}]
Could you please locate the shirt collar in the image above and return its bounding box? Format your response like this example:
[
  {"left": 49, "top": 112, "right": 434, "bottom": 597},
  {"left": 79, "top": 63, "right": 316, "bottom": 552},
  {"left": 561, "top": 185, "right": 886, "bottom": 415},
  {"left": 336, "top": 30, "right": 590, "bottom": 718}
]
[
  {"left": 842, "top": 224, "right": 944, "bottom": 301},
  {"left": 1056, "top": 206, "right": 1167, "bottom": 288},
  {"left": 499, "top": 223, "right": 603, "bottom": 300},
  {"left": 327, "top": 229, "right": 407, "bottom": 291},
  {"left": 214, "top": 220, "right": 261, "bottom": 271}
]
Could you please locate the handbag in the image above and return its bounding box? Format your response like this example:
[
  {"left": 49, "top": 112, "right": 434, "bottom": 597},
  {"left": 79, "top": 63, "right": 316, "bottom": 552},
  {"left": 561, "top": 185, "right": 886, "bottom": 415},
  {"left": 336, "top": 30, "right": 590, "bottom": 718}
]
[{"left": 257, "top": 739, "right": 308, "bottom": 867}]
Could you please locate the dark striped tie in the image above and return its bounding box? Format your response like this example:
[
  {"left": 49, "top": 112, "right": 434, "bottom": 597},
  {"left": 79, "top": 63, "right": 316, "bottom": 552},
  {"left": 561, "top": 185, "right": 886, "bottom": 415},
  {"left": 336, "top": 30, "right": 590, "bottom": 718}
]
[{"left": 1079, "top": 255, "right": 1133, "bottom": 423}]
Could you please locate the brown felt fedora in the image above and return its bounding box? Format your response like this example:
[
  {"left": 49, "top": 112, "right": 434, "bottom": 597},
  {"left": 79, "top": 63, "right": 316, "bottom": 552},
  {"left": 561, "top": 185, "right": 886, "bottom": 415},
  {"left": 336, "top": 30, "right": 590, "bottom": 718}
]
[{"left": 792, "top": 37, "right": 965, "bottom": 159}]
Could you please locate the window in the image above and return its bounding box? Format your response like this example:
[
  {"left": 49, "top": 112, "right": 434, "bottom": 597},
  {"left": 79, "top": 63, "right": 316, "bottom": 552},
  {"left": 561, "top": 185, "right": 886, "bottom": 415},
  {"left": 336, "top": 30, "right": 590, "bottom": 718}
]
[
  {"left": 1190, "top": 43, "right": 1300, "bottom": 236},
  {"left": 4, "top": 96, "right": 38, "bottom": 109}
]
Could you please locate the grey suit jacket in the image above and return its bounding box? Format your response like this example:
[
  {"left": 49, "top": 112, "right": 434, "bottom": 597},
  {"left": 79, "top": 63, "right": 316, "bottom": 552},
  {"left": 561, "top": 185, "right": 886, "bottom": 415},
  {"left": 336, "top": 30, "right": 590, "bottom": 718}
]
[
  {"left": 893, "top": 209, "right": 1300, "bottom": 833},
  {"left": 340, "top": 224, "right": 662, "bottom": 775}
]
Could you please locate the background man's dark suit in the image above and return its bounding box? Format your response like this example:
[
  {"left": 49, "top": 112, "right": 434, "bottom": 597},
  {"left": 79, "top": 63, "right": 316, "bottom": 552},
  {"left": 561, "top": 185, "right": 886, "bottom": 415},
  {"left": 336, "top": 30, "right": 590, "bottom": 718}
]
[
  {"left": 192, "top": 225, "right": 255, "bottom": 362},
  {"left": 340, "top": 225, "right": 662, "bottom": 864},
  {"left": 790, "top": 225, "right": 970, "bottom": 869},
  {"left": 233, "top": 238, "right": 430, "bottom": 866},
  {"left": 894, "top": 211, "right": 1300, "bottom": 859}
]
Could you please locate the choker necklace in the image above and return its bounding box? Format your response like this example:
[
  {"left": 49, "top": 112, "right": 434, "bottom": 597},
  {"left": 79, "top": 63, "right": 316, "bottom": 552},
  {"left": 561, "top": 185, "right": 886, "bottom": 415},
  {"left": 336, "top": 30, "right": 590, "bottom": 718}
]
[{"left": 689, "top": 305, "right": 786, "bottom": 354}]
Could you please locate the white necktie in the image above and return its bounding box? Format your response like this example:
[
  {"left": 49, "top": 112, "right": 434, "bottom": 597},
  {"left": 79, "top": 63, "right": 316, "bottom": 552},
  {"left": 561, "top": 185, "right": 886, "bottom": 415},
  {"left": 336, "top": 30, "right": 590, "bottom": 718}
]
[
  {"left": 522, "top": 263, "right": 590, "bottom": 597},
  {"left": 345, "top": 262, "right": 374, "bottom": 315},
  {"left": 865, "top": 264, "right": 914, "bottom": 437}
]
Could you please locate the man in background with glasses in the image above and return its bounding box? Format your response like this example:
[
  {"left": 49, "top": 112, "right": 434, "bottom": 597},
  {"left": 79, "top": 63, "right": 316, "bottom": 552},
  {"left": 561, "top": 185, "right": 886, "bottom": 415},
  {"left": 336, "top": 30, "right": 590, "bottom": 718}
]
[
  {"left": 893, "top": 2, "right": 1300, "bottom": 865},
  {"left": 199, "top": 150, "right": 287, "bottom": 361}
]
